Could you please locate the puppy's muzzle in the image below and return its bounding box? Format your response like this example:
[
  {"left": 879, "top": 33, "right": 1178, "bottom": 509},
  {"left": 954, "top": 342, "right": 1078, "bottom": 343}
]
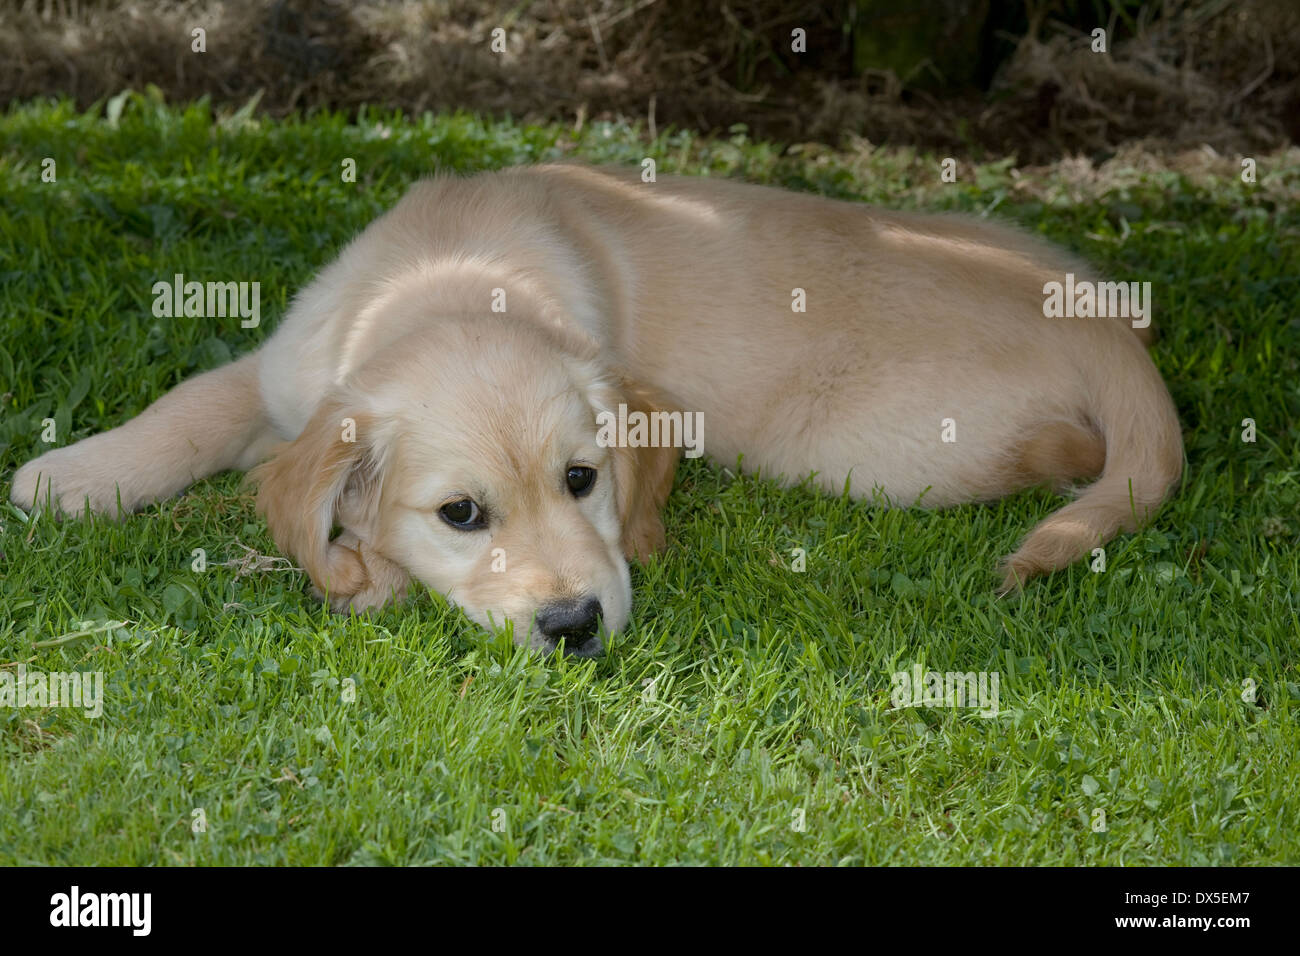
[{"left": 536, "top": 596, "right": 604, "bottom": 657}]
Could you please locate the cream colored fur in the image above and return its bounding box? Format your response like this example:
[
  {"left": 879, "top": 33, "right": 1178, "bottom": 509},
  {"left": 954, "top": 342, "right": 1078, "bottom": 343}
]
[{"left": 12, "top": 164, "right": 1184, "bottom": 649}]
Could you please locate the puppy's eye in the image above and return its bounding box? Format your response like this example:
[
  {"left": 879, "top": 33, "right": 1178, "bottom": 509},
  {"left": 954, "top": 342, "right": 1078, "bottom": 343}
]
[
  {"left": 439, "top": 498, "right": 485, "bottom": 530},
  {"left": 566, "top": 466, "right": 597, "bottom": 498}
]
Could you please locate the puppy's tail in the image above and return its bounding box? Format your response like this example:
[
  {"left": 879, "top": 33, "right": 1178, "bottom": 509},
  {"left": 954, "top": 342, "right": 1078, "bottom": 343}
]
[{"left": 999, "top": 328, "right": 1183, "bottom": 591}]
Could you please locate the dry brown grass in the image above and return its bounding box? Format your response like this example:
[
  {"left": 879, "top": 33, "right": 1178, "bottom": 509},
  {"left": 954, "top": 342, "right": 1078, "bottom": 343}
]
[
  {"left": 979, "top": 1, "right": 1300, "bottom": 159},
  {"left": 1, "top": 0, "right": 1295, "bottom": 160}
]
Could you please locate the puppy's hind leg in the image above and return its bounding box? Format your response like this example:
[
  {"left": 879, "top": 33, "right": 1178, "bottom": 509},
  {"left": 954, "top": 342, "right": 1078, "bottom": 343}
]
[
  {"left": 11, "top": 352, "right": 277, "bottom": 516},
  {"left": 1010, "top": 420, "right": 1106, "bottom": 494}
]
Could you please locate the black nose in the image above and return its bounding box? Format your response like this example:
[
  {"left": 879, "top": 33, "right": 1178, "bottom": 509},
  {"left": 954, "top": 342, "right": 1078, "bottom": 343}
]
[{"left": 536, "top": 597, "right": 603, "bottom": 651}]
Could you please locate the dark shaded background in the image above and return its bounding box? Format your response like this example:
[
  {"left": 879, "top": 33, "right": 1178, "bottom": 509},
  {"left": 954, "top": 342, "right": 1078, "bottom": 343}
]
[{"left": 1, "top": 0, "right": 1296, "bottom": 161}]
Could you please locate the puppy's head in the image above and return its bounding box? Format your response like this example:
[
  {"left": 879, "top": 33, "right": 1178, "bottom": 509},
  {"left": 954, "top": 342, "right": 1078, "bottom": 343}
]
[{"left": 251, "top": 318, "right": 679, "bottom": 657}]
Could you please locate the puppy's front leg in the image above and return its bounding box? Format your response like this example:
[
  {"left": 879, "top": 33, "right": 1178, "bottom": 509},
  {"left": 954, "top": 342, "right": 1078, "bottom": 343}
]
[{"left": 11, "top": 352, "right": 277, "bottom": 516}]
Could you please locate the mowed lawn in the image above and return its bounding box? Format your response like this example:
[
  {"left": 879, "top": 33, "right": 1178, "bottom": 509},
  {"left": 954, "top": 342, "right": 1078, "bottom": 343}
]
[{"left": 1, "top": 96, "right": 1297, "bottom": 865}]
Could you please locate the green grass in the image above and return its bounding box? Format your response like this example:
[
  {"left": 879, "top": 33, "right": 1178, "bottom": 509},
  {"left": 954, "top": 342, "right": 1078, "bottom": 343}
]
[{"left": 1, "top": 94, "right": 1298, "bottom": 865}]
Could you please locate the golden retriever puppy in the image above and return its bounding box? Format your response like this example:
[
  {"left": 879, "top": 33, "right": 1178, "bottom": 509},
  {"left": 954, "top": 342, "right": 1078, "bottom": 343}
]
[{"left": 11, "top": 164, "right": 1183, "bottom": 655}]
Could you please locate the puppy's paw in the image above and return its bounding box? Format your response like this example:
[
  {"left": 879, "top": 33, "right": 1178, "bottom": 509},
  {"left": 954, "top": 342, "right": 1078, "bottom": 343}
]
[
  {"left": 314, "top": 532, "right": 409, "bottom": 614},
  {"left": 11, "top": 447, "right": 130, "bottom": 517}
]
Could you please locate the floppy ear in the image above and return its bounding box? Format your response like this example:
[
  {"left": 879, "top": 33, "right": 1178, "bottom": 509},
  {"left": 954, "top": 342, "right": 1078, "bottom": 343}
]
[
  {"left": 248, "top": 399, "right": 408, "bottom": 612},
  {"left": 607, "top": 380, "right": 682, "bottom": 562}
]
